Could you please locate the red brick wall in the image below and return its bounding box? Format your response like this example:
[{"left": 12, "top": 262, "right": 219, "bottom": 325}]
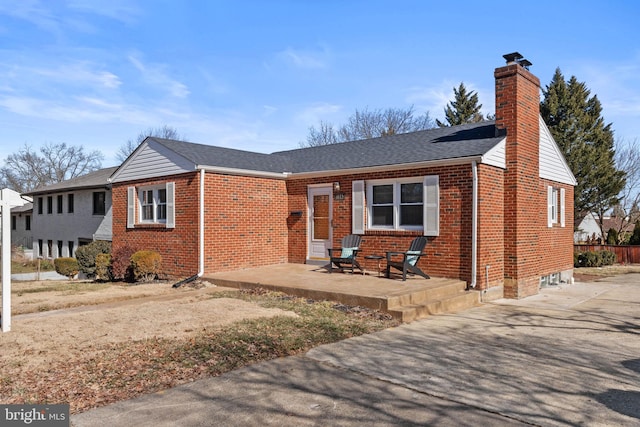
[
  {"left": 477, "top": 164, "right": 505, "bottom": 290},
  {"left": 112, "top": 173, "right": 200, "bottom": 278},
  {"left": 287, "top": 164, "right": 475, "bottom": 283},
  {"left": 495, "top": 63, "right": 543, "bottom": 298},
  {"left": 202, "top": 173, "right": 288, "bottom": 272},
  {"left": 112, "top": 171, "right": 289, "bottom": 278},
  {"left": 539, "top": 181, "right": 574, "bottom": 276}
]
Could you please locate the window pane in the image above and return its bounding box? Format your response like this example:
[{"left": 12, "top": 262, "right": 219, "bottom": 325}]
[
  {"left": 401, "top": 183, "right": 423, "bottom": 203},
  {"left": 158, "top": 189, "right": 166, "bottom": 204},
  {"left": 68, "top": 194, "right": 74, "bottom": 213},
  {"left": 93, "top": 192, "right": 106, "bottom": 215},
  {"left": 400, "top": 205, "right": 423, "bottom": 226},
  {"left": 313, "top": 195, "right": 330, "bottom": 240},
  {"left": 373, "top": 185, "right": 393, "bottom": 204},
  {"left": 142, "top": 205, "right": 154, "bottom": 220},
  {"left": 157, "top": 204, "right": 167, "bottom": 220},
  {"left": 372, "top": 206, "right": 394, "bottom": 226}
]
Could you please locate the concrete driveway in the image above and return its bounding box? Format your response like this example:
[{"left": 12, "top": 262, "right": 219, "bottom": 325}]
[{"left": 72, "top": 274, "right": 640, "bottom": 426}]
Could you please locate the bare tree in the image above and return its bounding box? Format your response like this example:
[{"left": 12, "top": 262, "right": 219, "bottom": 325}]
[
  {"left": 609, "top": 137, "right": 640, "bottom": 242},
  {"left": 116, "top": 125, "right": 181, "bottom": 162},
  {"left": 302, "top": 106, "right": 434, "bottom": 147},
  {"left": 0, "top": 143, "right": 103, "bottom": 193}
]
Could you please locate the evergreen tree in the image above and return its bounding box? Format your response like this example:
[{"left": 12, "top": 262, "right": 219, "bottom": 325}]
[
  {"left": 436, "top": 82, "right": 485, "bottom": 127},
  {"left": 541, "top": 68, "right": 626, "bottom": 230},
  {"left": 629, "top": 221, "right": 640, "bottom": 245},
  {"left": 606, "top": 228, "right": 618, "bottom": 245}
]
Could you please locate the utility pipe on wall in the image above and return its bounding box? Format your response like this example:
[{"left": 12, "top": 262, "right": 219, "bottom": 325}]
[
  {"left": 198, "top": 168, "right": 205, "bottom": 277},
  {"left": 470, "top": 161, "right": 478, "bottom": 289}
]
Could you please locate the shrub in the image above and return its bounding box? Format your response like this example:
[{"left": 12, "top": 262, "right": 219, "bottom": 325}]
[
  {"left": 606, "top": 228, "right": 618, "bottom": 245},
  {"left": 75, "top": 240, "right": 111, "bottom": 278},
  {"left": 95, "top": 253, "right": 112, "bottom": 282},
  {"left": 574, "top": 250, "right": 617, "bottom": 268},
  {"left": 54, "top": 257, "right": 79, "bottom": 279},
  {"left": 130, "top": 250, "right": 162, "bottom": 282},
  {"left": 111, "top": 245, "right": 137, "bottom": 282}
]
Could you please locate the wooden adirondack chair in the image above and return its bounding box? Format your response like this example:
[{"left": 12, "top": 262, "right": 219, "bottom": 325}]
[
  {"left": 385, "top": 236, "right": 430, "bottom": 281},
  {"left": 327, "top": 234, "right": 363, "bottom": 274}
]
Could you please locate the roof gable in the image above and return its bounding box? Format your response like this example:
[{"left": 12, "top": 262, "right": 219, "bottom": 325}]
[
  {"left": 110, "top": 121, "right": 508, "bottom": 182},
  {"left": 110, "top": 139, "right": 196, "bottom": 183},
  {"left": 539, "top": 116, "right": 577, "bottom": 186}
]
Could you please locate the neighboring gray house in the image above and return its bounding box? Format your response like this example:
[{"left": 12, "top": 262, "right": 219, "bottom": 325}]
[
  {"left": 25, "top": 167, "right": 117, "bottom": 259},
  {"left": 1, "top": 188, "right": 32, "bottom": 256},
  {"left": 11, "top": 201, "right": 33, "bottom": 250}
]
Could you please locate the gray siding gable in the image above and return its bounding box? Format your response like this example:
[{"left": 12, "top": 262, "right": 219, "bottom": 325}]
[{"left": 110, "top": 139, "right": 195, "bottom": 183}]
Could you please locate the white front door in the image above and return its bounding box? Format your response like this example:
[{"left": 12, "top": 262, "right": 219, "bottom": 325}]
[{"left": 308, "top": 186, "right": 333, "bottom": 260}]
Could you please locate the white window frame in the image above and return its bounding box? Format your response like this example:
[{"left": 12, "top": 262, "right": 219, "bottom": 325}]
[
  {"left": 138, "top": 185, "right": 167, "bottom": 224},
  {"left": 547, "top": 186, "right": 566, "bottom": 228},
  {"left": 128, "top": 183, "right": 175, "bottom": 229},
  {"left": 365, "top": 176, "right": 438, "bottom": 235}
]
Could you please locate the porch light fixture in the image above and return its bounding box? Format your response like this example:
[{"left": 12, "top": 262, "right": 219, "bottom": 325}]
[{"left": 333, "top": 182, "right": 341, "bottom": 192}]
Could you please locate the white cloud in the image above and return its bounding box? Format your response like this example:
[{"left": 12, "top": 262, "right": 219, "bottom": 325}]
[
  {"left": 295, "top": 102, "right": 343, "bottom": 126},
  {"left": 405, "top": 80, "right": 495, "bottom": 120},
  {"left": 128, "top": 54, "right": 190, "bottom": 98},
  {"left": 66, "top": 0, "right": 142, "bottom": 25},
  {"left": 277, "top": 46, "right": 331, "bottom": 69}
]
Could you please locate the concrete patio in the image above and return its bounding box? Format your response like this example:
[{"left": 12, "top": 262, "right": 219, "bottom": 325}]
[{"left": 203, "top": 263, "right": 479, "bottom": 322}]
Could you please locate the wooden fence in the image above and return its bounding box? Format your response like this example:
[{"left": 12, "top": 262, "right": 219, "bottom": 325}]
[{"left": 575, "top": 244, "right": 640, "bottom": 264}]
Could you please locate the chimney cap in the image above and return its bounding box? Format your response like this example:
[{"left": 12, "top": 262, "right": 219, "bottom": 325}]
[
  {"left": 519, "top": 58, "right": 532, "bottom": 70},
  {"left": 503, "top": 52, "right": 523, "bottom": 64},
  {"left": 502, "top": 52, "right": 532, "bottom": 69}
]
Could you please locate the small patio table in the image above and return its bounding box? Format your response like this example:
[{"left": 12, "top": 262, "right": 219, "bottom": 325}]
[{"left": 364, "top": 255, "right": 384, "bottom": 277}]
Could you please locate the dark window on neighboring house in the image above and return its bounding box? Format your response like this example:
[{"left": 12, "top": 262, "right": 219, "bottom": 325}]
[
  {"left": 25, "top": 215, "right": 31, "bottom": 230},
  {"left": 93, "top": 191, "right": 106, "bottom": 215},
  {"left": 57, "top": 240, "right": 63, "bottom": 258},
  {"left": 68, "top": 194, "right": 74, "bottom": 213},
  {"left": 47, "top": 240, "right": 53, "bottom": 258},
  {"left": 68, "top": 241, "right": 74, "bottom": 257},
  {"left": 38, "top": 239, "right": 43, "bottom": 257},
  {"left": 57, "top": 195, "right": 63, "bottom": 214},
  {"left": 47, "top": 196, "right": 53, "bottom": 214},
  {"left": 11, "top": 216, "right": 16, "bottom": 230},
  {"left": 38, "top": 197, "right": 43, "bottom": 214}
]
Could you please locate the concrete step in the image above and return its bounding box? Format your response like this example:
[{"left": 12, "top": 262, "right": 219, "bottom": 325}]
[
  {"left": 388, "top": 290, "right": 480, "bottom": 323},
  {"left": 386, "top": 279, "right": 468, "bottom": 310}
]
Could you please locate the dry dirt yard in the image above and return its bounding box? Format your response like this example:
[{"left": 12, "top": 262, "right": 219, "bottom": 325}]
[{"left": 0, "top": 279, "right": 297, "bottom": 373}]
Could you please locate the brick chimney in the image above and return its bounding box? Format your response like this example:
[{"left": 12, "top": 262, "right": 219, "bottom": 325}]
[{"left": 495, "top": 52, "right": 541, "bottom": 298}]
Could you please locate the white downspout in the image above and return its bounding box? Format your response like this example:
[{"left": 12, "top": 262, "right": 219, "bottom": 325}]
[
  {"left": 470, "top": 161, "right": 478, "bottom": 289},
  {"left": 198, "top": 168, "right": 205, "bottom": 277}
]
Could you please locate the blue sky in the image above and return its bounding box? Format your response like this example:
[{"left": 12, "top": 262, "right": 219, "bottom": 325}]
[{"left": 1, "top": 0, "right": 639, "bottom": 167}]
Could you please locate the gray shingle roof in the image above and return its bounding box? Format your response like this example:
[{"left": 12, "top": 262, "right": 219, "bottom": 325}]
[
  {"left": 151, "top": 138, "right": 293, "bottom": 174},
  {"left": 151, "top": 121, "right": 503, "bottom": 175},
  {"left": 276, "top": 121, "right": 503, "bottom": 173},
  {"left": 27, "top": 166, "right": 118, "bottom": 195}
]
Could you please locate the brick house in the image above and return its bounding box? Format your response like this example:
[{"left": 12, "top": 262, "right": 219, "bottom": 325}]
[{"left": 109, "top": 53, "right": 576, "bottom": 299}]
